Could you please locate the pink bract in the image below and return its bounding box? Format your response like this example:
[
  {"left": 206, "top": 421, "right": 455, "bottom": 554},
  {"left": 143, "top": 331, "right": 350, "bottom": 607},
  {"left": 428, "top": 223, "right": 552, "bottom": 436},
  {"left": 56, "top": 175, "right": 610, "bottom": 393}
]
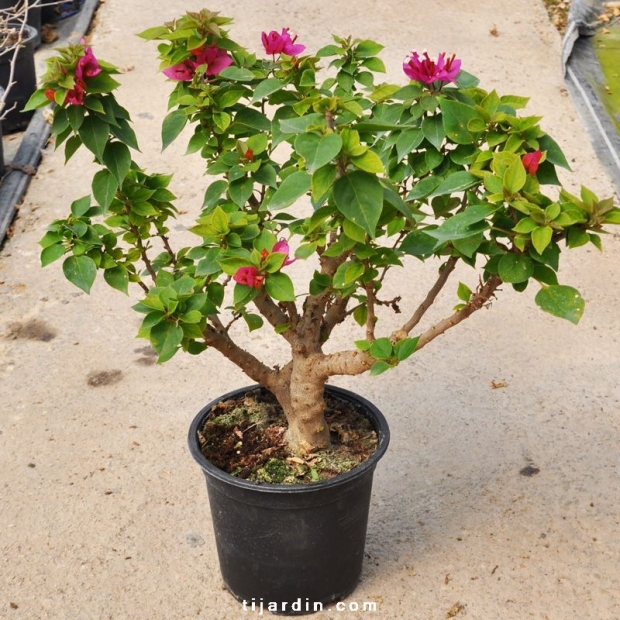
[
  {"left": 272, "top": 239, "right": 295, "bottom": 266},
  {"left": 163, "top": 45, "right": 233, "bottom": 81},
  {"left": 261, "top": 28, "right": 305, "bottom": 56},
  {"left": 75, "top": 46, "right": 102, "bottom": 80},
  {"left": 403, "top": 51, "right": 461, "bottom": 85}
]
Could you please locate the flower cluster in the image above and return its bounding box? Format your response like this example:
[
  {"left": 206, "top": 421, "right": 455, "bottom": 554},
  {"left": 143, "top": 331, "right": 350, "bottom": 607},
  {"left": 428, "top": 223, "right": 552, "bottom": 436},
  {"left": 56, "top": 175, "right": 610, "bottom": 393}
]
[
  {"left": 403, "top": 51, "right": 460, "bottom": 86},
  {"left": 163, "top": 44, "right": 233, "bottom": 81},
  {"left": 233, "top": 240, "right": 295, "bottom": 290},
  {"left": 261, "top": 28, "right": 305, "bottom": 56},
  {"left": 45, "top": 41, "right": 102, "bottom": 106}
]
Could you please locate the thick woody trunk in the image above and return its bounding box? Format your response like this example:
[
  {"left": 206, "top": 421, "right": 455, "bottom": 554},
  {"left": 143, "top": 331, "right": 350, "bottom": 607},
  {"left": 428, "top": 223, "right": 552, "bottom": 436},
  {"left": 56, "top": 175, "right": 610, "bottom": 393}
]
[{"left": 271, "top": 354, "right": 331, "bottom": 456}]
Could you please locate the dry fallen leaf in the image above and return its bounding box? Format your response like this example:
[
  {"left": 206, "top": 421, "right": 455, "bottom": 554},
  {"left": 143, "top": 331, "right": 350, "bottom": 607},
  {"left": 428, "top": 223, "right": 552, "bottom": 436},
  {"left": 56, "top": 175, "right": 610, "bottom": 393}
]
[{"left": 446, "top": 601, "right": 466, "bottom": 618}]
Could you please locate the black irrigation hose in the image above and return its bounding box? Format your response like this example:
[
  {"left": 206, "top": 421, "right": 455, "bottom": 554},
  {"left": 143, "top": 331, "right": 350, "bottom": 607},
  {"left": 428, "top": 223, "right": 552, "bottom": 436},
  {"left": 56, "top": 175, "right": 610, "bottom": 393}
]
[{"left": 0, "top": 0, "right": 100, "bottom": 246}]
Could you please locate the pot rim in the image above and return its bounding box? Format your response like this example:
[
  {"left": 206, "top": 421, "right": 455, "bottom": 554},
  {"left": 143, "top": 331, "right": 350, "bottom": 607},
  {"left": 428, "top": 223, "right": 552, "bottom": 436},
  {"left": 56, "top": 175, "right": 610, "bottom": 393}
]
[
  {"left": 0, "top": 22, "right": 37, "bottom": 49},
  {"left": 188, "top": 383, "right": 390, "bottom": 494}
]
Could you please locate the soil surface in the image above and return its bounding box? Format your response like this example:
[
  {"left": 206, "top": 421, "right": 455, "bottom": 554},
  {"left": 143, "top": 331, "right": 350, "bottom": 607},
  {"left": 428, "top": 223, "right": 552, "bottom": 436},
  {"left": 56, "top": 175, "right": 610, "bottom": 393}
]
[{"left": 197, "top": 389, "right": 378, "bottom": 483}]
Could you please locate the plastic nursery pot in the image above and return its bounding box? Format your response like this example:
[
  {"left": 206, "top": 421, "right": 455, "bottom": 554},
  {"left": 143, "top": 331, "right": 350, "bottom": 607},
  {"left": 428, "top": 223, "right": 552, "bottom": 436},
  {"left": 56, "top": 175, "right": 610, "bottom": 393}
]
[
  {"left": 0, "top": 1, "right": 41, "bottom": 48},
  {"left": 0, "top": 23, "right": 37, "bottom": 133},
  {"left": 188, "top": 384, "right": 390, "bottom": 616}
]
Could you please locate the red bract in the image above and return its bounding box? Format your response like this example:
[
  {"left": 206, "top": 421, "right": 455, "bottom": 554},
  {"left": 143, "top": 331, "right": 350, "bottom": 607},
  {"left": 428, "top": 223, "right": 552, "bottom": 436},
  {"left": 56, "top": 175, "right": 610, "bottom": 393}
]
[
  {"left": 65, "top": 80, "right": 86, "bottom": 105},
  {"left": 233, "top": 266, "right": 265, "bottom": 289},
  {"left": 403, "top": 51, "right": 461, "bottom": 85},
  {"left": 261, "top": 28, "right": 305, "bottom": 56},
  {"left": 522, "top": 150, "right": 543, "bottom": 175},
  {"left": 163, "top": 44, "right": 233, "bottom": 81}
]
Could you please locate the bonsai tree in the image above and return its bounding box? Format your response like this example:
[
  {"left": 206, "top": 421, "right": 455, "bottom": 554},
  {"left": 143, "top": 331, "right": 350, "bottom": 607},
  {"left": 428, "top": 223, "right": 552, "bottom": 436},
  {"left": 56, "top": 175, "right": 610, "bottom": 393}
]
[{"left": 26, "top": 10, "right": 620, "bottom": 456}]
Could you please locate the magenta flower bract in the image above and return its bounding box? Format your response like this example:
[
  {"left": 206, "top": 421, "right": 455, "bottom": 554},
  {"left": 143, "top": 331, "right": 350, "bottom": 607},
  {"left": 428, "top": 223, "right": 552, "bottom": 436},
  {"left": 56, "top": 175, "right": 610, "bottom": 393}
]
[
  {"left": 163, "top": 44, "right": 233, "bottom": 81},
  {"left": 65, "top": 80, "right": 86, "bottom": 105},
  {"left": 261, "top": 28, "right": 305, "bottom": 56},
  {"left": 233, "top": 266, "right": 265, "bottom": 289},
  {"left": 271, "top": 239, "right": 295, "bottom": 266},
  {"left": 403, "top": 51, "right": 461, "bottom": 85},
  {"left": 522, "top": 150, "right": 543, "bottom": 175},
  {"left": 75, "top": 46, "right": 102, "bottom": 80}
]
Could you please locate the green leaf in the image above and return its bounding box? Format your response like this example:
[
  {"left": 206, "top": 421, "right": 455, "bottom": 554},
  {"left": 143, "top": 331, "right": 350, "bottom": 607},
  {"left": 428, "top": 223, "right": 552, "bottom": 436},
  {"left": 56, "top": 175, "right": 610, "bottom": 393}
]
[
  {"left": 70, "top": 196, "right": 91, "bottom": 217},
  {"left": 218, "top": 66, "right": 256, "bottom": 82},
  {"left": 439, "top": 98, "right": 484, "bottom": 144},
  {"left": 369, "top": 337, "right": 393, "bottom": 360},
  {"left": 407, "top": 176, "right": 442, "bottom": 200},
  {"left": 370, "top": 360, "right": 393, "bottom": 376},
  {"left": 512, "top": 217, "right": 538, "bottom": 234},
  {"left": 231, "top": 108, "right": 272, "bottom": 133},
  {"left": 161, "top": 109, "right": 187, "bottom": 151},
  {"left": 333, "top": 171, "right": 383, "bottom": 238},
  {"left": 395, "top": 337, "right": 419, "bottom": 361},
  {"left": 243, "top": 313, "right": 264, "bottom": 332},
  {"left": 23, "top": 88, "right": 51, "bottom": 112},
  {"left": 350, "top": 149, "right": 384, "bottom": 174},
  {"left": 531, "top": 226, "right": 553, "bottom": 255},
  {"left": 63, "top": 255, "right": 97, "bottom": 293},
  {"left": 251, "top": 78, "right": 285, "bottom": 103},
  {"left": 279, "top": 113, "right": 324, "bottom": 134},
  {"left": 395, "top": 128, "right": 424, "bottom": 160},
  {"left": 78, "top": 115, "right": 109, "bottom": 161},
  {"left": 333, "top": 261, "right": 365, "bottom": 288},
  {"left": 102, "top": 141, "right": 132, "bottom": 185},
  {"left": 311, "top": 164, "right": 337, "bottom": 201},
  {"left": 430, "top": 171, "right": 479, "bottom": 198},
  {"left": 150, "top": 322, "right": 184, "bottom": 363},
  {"left": 41, "top": 243, "right": 66, "bottom": 267},
  {"left": 421, "top": 115, "right": 445, "bottom": 150},
  {"left": 503, "top": 159, "right": 526, "bottom": 194},
  {"left": 203, "top": 179, "right": 228, "bottom": 208},
  {"left": 104, "top": 265, "right": 129, "bottom": 294},
  {"left": 228, "top": 177, "right": 254, "bottom": 207},
  {"left": 538, "top": 134, "right": 570, "bottom": 170},
  {"left": 180, "top": 310, "right": 203, "bottom": 324},
  {"left": 355, "top": 39, "right": 384, "bottom": 57},
  {"left": 426, "top": 204, "right": 494, "bottom": 243},
  {"left": 457, "top": 281, "right": 472, "bottom": 302},
  {"left": 268, "top": 172, "right": 311, "bottom": 210},
  {"left": 294, "top": 132, "right": 343, "bottom": 173},
  {"left": 535, "top": 285, "right": 584, "bottom": 324},
  {"left": 354, "top": 339, "right": 371, "bottom": 351},
  {"left": 265, "top": 272, "right": 295, "bottom": 301},
  {"left": 92, "top": 169, "right": 119, "bottom": 210},
  {"left": 498, "top": 254, "right": 534, "bottom": 283}
]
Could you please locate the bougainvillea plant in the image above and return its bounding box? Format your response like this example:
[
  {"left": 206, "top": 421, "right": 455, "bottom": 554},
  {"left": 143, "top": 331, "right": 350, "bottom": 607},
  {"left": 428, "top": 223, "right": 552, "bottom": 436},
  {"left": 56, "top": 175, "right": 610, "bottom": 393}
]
[{"left": 26, "top": 10, "right": 620, "bottom": 455}]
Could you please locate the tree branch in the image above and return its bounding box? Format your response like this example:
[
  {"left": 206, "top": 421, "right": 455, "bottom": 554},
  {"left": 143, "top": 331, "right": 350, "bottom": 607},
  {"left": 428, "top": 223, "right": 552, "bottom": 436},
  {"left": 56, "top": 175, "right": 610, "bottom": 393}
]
[
  {"left": 203, "top": 322, "right": 278, "bottom": 389},
  {"left": 252, "top": 290, "right": 297, "bottom": 344},
  {"left": 364, "top": 279, "right": 377, "bottom": 342},
  {"left": 391, "top": 256, "right": 458, "bottom": 341},
  {"left": 415, "top": 274, "right": 502, "bottom": 351}
]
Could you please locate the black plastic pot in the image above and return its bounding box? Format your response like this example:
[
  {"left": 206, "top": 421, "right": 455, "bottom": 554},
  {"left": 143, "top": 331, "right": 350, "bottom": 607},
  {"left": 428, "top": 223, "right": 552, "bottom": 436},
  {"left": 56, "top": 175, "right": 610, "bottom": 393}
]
[
  {"left": 0, "top": 1, "right": 41, "bottom": 48},
  {"left": 188, "top": 384, "right": 390, "bottom": 615},
  {"left": 0, "top": 23, "right": 37, "bottom": 133}
]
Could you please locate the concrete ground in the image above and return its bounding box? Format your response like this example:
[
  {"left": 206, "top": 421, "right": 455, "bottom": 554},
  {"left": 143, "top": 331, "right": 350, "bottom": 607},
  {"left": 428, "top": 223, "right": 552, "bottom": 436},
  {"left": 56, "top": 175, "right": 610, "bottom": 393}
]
[{"left": 1, "top": 1, "right": 620, "bottom": 618}]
